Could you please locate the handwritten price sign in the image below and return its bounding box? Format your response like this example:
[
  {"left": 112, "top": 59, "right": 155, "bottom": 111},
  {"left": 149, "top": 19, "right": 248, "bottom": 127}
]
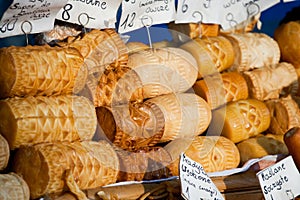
[
  {"left": 175, "top": 0, "right": 221, "bottom": 24},
  {"left": 118, "top": 0, "right": 176, "bottom": 33},
  {"left": 180, "top": 153, "right": 224, "bottom": 200},
  {"left": 0, "top": 0, "right": 68, "bottom": 38},
  {"left": 175, "top": 0, "right": 280, "bottom": 30},
  {"left": 219, "top": 0, "right": 279, "bottom": 30},
  {"left": 56, "top": 0, "right": 122, "bottom": 29},
  {"left": 257, "top": 156, "right": 300, "bottom": 200}
]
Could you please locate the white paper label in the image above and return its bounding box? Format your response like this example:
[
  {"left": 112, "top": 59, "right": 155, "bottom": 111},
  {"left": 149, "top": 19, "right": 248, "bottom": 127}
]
[
  {"left": 180, "top": 153, "right": 224, "bottom": 200},
  {"left": 0, "top": 0, "right": 68, "bottom": 38},
  {"left": 175, "top": 0, "right": 221, "bottom": 24},
  {"left": 118, "top": 0, "right": 176, "bottom": 33},
  {"left": 219, "top": 0, "right": 280, "bottom": 30},
  {"left": 56, "top": 0, "right": 121, "bottom": 29},
  {"left": 257, "top": 156, "right": 300, "bottom": 200}
]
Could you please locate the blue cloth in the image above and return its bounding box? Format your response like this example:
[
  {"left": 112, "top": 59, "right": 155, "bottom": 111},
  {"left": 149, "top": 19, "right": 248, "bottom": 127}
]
[{"left": 254, "top": 1, "right": 300, "bottom": 37}]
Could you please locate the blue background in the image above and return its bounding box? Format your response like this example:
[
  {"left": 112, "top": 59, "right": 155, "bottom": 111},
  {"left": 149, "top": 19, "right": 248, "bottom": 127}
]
[{"left": 0, "top": 0, "right": 300, "bottom": 47}]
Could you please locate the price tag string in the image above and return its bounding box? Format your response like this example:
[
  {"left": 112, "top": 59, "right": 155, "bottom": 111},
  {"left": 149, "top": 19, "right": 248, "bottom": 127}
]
[
  {"left": 246, "top": 2, "right": 262, "bottom": 32},
  {"left": 192, "top": 11, "right": 203, "bottom": 38},
  {"left": 78, "top": 12, "right": 95, "bottom": 33},
  {"left": 256, "top": 156, "right": 300, "bottom": 200},
  {"left": 246, "top": 2, "right": 261, "bottom": 18},
  {"left": 141, "top": 15, "right": 153, "bottom": 49},
  {"left": 21, "top": 20, "right": 33, "bottom": 46}
]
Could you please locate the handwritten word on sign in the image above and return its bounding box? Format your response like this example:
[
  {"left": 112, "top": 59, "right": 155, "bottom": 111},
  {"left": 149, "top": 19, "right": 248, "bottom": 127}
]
[
  {"left": 175, "top": 0, "right": 221, "bottom": 24},
  {"left": 56, "top": 0, "right": 122, "bottom": 29},
  {"left": 180, "top": 153, "right": 224, "bottom": 200},
  {"left": 256, "top": 156, "right": 300, "bottom": 200},
  {"left": 118, "top": 0, "right": 176, "bottom": 34},
  {"left": 0, "top": 0, "right": 68, "bottom": 38},
  {"left": 219, "top": 0, "right": 279, "bottom": 30}
]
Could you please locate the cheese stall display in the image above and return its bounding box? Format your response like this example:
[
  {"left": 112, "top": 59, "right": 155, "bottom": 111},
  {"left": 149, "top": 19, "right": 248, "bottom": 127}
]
[{"left": 0, "top": 1, "right": 300, "bottom": 200}]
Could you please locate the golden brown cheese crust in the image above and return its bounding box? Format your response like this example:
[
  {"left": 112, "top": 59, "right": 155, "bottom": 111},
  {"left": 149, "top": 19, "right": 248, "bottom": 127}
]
[
  {"left": 0, "top": 173, "right": 30, "bottom": 200},
  {"left": 266, "top": 96, "right": 300, "bottom": 135},
  {"left": 214, "top": 99, "right": 271, "bottom": 143},
  {"left": 167, "top": 136, "right": 240, "bottom": 175},
  {"left": 0, "top": 45, "right": 86, "bottom": 99},
  {"left": 127, "top": 47, "right": 198, "bottom": 99},
  {"left": 96, "top": 103, "right": 164, "bottom": 151},
  {"left": 224, "top": 33, "right": 280, "bottom": 72},
  {"left": 193, "top": 71, "right": 248, "bottom": 109},
  {"left": 0, "top": 134, "right": 9, "bottom": 171},
  {"left": 145, "top": 93, "right": 212, "bottom": 142},
  {"left": 237, "top": 135, "right": 288, "bottom": 164},
  {"left": 274, "top": 21, "right": 300, "bottom": 69},
  {"left": 0, "top": 95, "right": 97, "bottom": 149},
  {"left": 13, "top": 140, "right": 119, "bottom": 199},
  {"left": 181, "top": 36, "right": 234, "bottom": 79},
  {"left": 243, "top": 62, "right": 297, "bottom": 101}
]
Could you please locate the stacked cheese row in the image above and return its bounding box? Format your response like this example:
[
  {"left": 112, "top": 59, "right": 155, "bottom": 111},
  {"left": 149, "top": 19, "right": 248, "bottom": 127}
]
[
  {"left": 0, "top": 27, "right": 241, "bottom": 199},
  {"left": 0, "top": 30, "right": 126, "bottom": 199},
  {"left": 173, "top": 23, "right": 299, "bottom": 167},
  {"left": 2, "top": 21, "right": 299, "bottom": 199}
]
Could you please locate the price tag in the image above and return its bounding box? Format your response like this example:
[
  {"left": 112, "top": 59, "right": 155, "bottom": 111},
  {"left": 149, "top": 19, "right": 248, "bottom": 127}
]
[
  {"left": 256, "top": 156, "right": 300, "bottom": 200},
  {"left": 219, "top": 0, "right": 279, "bottom": 30},
  {"left": 175, "top": 0, "right": 221, "bottom": 24},
  {"left": 0, "top": 0, "right": 68, "bottom": 38},
  {"left": 180, "top": 153, "right": 224, "bottom": 200},
  {"left": 56, "top": 0, "right": 121, "bottom": 29},
  {"left": 118, "top": 0, "right": 176, "bottom": 34}
]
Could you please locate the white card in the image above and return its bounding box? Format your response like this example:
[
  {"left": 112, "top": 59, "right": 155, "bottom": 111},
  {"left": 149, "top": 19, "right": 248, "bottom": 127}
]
[
  {"left": 257, "top": 156, "right": 300, "bottom": 200},
  {"left": 175, "top": 0, "right": 222, "bottom": 24},
  {"left": 0, "top": 0, "right": 68, "bottom": 38},
  {"left": 56, "top": 0, "right": 122, "bottom": 29},
  {"left": 219, "top": 0, "right": 280, "bottom": 30},
  {"left": 180, "top": 153, "right": 224, "bottom": 200},
  {"left": 118, "top": 0, "right": 176, "bottom": 34}
]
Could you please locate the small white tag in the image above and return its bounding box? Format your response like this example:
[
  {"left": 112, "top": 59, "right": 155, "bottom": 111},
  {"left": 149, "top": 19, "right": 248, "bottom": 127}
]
[
  {"left": 175, "top": 0, "right": 221, "bottom": 24},
  {"left": 219, "top": 0, "right": 279, "bottom": 30},
  {"left": 118, "top": 0, "right": 176, "bottom": 34},
  {"left": 56, "top": 0, "right": 122, "bottom": 29},
  {"left": 180, "top": 153, "right": 224, "bottom": 200},
  {"left": 0, "top": 0, "right": 68, "bottom": 38},
  {"left": 256, "top": 156, "right": 300, "bottom": 200}
]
